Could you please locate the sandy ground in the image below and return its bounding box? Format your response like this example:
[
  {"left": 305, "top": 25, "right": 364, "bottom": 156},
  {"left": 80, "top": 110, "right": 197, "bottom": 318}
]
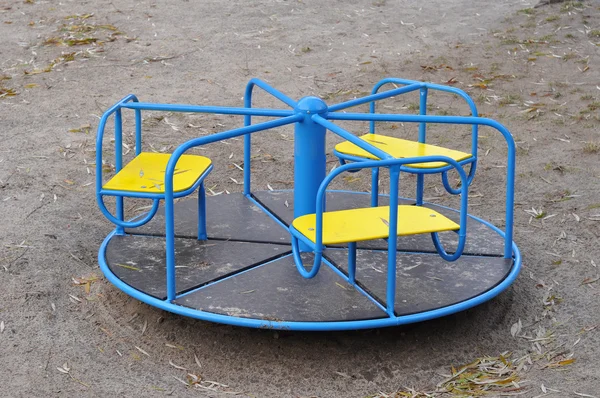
[{"left": 1, "top": 0, "right": 600, "bottom": 396}]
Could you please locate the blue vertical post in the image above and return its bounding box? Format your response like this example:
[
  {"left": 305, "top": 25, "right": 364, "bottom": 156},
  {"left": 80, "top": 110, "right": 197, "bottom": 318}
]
[
  {"left": 134, "top": 109, "right": 142, "bottom": 156},
  {"left": 386, "top": 166, "right": 400, "bottom": 316},
  {"left": 197, "top": 182, "right": 207, "bottom": 240},
  {"left": 369, "top": 96, "right": 376, "bottom": 134},
  {"left": 370, "top": 167, "right": 379, "bottom": 207},
  {"left": 243, "top": 85, "right": 253, "bottom": 196},
  {"left": 114, "top": 108, "right": 125, "bottom": 235},
  {"left": 348, "top": 242, "right": 357, "bottom": 285},
  {"left": 370, "top": 91, "right": 379, "bottom": 206},
  {"left": 294, "top": 97, "right": 328, "bottom": 252},
  {"left": 416, "top": 87, "right": 428, "bottom": 205}
]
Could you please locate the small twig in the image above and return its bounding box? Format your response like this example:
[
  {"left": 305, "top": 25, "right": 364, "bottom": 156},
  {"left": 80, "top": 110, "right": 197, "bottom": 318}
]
[
  {"left": 135, "top": 49, "right": 201, "bottom": 65},
  {"left": 44, "top": 347, "right": 52, "bottom": 371},
  {"left": 25, "top": 202, "right": 47, "bottom": 219},
  {"left": 0, "top": 170, "right": 16, "bottom": 187},
  {"left": 9, "top": 247, "right": 30, "bottom": 267},
  {"left": 109, "top": 1, "right": 122, "bottom": 13}
]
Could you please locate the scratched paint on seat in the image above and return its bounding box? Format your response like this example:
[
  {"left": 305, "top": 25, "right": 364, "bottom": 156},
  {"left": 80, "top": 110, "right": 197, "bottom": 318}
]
[
  {"left": 292, "top": 205, "right": 459, "bottom": 245},
  {"left": 335, "top": 133, "right": 472, "bottom": 168},
  {"left": 103, "top": 152, "right": 211, "bottom": 194}
]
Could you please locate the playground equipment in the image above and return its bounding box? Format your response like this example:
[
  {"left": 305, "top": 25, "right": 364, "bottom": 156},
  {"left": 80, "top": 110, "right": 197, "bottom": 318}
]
[{"left": 96, "top": 77, "right": 521, "bottom": 331}]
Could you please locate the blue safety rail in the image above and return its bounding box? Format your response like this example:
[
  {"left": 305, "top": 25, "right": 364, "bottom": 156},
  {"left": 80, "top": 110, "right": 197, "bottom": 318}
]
[
  {"left": 331, "top": 78, "right": 479, "bottom": 206},
  {"left": 289, "top": 155, "right": 469, "bottom": 316},
  {"left": 95, "top": 89, "right": 301, "bottom": 301},
  {"left": 96, "top": 77, "right": 519, "bottom": 330}
]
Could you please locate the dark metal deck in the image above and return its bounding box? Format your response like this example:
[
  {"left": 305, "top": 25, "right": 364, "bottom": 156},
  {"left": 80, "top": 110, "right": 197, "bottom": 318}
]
[{"left": 106, "top": 191, "right": 513, "bottom": 323}]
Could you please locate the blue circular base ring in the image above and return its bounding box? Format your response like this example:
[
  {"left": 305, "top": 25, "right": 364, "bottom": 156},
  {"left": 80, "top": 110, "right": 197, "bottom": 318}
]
[{"left": 98, "top": 192, "right": 521, "bottom": 331}]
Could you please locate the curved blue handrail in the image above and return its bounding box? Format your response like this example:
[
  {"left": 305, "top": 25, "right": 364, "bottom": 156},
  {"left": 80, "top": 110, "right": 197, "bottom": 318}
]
[
  {"left": 95, "top": 94, "right": 139, "bottom": 233},
  {"left": 370, "top": 78, "right": 479, "bottom": 155},
  {"left": 324, "top": 111, "right": 515, "bottom": 260},
  {"left": 96, "top": 94, "right": 296, "bottom": 233},
  {"left": 369, "top": 78, "right": 480, "bottom": 193},
  {"left": 97, "top": 198, "right": 160, "bottom": 228},
  {"left": 289, "top": 154, "right": 469, "bottom": 280}
]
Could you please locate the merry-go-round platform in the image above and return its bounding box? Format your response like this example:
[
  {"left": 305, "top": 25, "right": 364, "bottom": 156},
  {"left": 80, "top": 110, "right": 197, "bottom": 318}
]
[{"left": 96, "top": 77, "right": 521, "bottom": 331}]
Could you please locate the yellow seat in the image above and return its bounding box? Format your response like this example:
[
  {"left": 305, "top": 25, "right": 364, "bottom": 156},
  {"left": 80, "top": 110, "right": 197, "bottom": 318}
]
[
  {"left": 292, "top": 205, "right": 459, "bottom": 245},
  {"left": 103, "top": 152, "right": 212, "bottom": 194},
  {"left": 334, "top": 133, "right": 472, "bottom": 168}
]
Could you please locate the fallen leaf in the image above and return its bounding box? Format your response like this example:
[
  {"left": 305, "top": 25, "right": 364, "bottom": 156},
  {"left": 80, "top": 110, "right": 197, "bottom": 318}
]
[
  {"left": 511, "top": 319, "right": 522, "bottom": 337},
  {"left": 115, "top": 263, "right": 141, "bottom": 271},
  {"left": 545, "top": 358, "right": 576, "bottom": 368},
  {"left": 581, "top": 276, "right": 599, "bottom": 285}
]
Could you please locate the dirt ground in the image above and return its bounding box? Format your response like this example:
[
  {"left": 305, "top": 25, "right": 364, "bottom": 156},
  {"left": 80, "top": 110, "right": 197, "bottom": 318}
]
[{"left": 1, "top": 0, "right": 600, "bottom": 396}]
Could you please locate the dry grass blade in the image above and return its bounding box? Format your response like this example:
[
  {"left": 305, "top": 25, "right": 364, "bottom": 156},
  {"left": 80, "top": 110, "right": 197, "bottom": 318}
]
[
  {"left": 169, "top": 360, "right": 187, "bottom": 370},
  {"left": 68, "top": 294, "right": 82, "bottom": 303},
  {"left": 203, "top": 380, "right": 229, "bottom": 388},
  {"left": 371, "top": 389, "right": 435, "bottom": 397},
  {"left": 0, "top": 86, "right": 18, "bottom": 97},
  {"left": 115, "top": 263, "right": 140, "bottom": 271},
  {"left": 172, "top": 375, "right": 189, "bottom": 386},
  {"left": 57, "top": 362, "right": 70, "bottom": 374},
  {"left": 438, "top": 354, "right": 526, "bottom": 396},
  {"left": 574, "top": 393, "right": 598, "bottom": 398},
  {"left": 135, "top": 346, "right": 150, "bottom": 357}
]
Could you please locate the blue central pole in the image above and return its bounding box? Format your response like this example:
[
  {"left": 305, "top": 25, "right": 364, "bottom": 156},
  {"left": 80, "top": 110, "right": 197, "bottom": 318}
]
[{"left": 294, "top": 96, "right": 328, "bottom": 251}]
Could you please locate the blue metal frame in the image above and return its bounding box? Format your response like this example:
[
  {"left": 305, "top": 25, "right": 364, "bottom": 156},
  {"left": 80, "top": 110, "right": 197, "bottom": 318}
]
[
  {"left": 333, "top": 78, "right": 480, "bottom": 202},
  {"left": 243, "top": 78, "right": 298, "bottom": 195},
  {"left": 95, "top": 94, "right": 139, "bottom": 234},
  {"left": 95, "top": 78, "right": 520, "bottom": 330},
  {"left": 325, "top": 111, "right": 515, "bottom": 259},
  {"left": 288, "top": 156, "right": 469, "bottom": 315},
  {"left": 162, "top": 114, "right": 302, "bottom": 300}
]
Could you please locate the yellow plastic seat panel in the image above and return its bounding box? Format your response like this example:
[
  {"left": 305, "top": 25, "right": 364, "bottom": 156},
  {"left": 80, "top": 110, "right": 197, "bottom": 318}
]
[
  {"left": 292, "top": 205, "right": 459, "bottom": 245},
  {"left": 103, "top": 152, "right": 212, "bottom": 194},
  {"left": 335, "top": 133, "right": 472, "bottom": 169}
]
